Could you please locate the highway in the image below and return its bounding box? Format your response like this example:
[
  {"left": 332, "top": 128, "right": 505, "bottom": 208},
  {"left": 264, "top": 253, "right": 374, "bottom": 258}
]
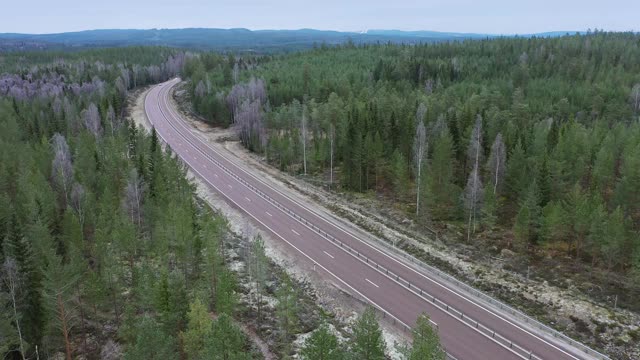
[{"left": 145, "top": 78, "right": 600, "bottom": 360}]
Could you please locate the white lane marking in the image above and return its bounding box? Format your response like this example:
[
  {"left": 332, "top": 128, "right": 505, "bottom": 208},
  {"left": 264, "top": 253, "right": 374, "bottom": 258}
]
[
  {"left": 365, "top": 278, "right": 379, "bottom": 288},
  {"left": 213, "top": 173, "right": 218, "bottom": 178},
  {"left": 265, "top": 211, "right": 273, "bottom": 217},
  {"left": 227, "top": 184, "right": 233, "bottom": 189},
  {"left": 245, "top": 197, "right": 251, "bottom": 202},
  {"left": 323, "top": 251, "right": 334, "bottom": 259},
  {"left": 291, "top": 229, "right": 300, "bottom": 236}
]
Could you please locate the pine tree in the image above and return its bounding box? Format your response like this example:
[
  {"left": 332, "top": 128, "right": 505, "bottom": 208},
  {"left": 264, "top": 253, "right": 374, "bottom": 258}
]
[
  {"left": 207, "top": 314, "right": 249, "bottom": 360},
  {"left": 249, "top": 235, "right": 268, "bottom": 325},
  {"left": 215, "top": 269, "right": 237, "bottom": 316},
  {"left": 506, "top": 141, "right": 529, "bottom": 203},
  {"left": 276, "top": 278, "right": 298, "bottom": 355},
  {"left": 425, "top": 129, "right": 459, "bottom": 220},
  {"left": 124, "top": 316, "right": 177, "bottom": 360},
  {"left": 300, "top": 323, "right": 345, "bottom": 360},
  {"left": 391, "top": 149, "right": 409, "bottom": 201},
  {"left": 182, "top": 298, "right": 213, "bottom": 360},
  {"left": 350, "top": 307, "right": 386, "bottom": 360},
  {"left": 513, "top": 180, "right": 541, "bottom": 251},
  {"left": 5, "top": 214, "right": 45, "bottom": 354},
  {"left": 408, "top": 314, "right": 445, "bottom": 360}
]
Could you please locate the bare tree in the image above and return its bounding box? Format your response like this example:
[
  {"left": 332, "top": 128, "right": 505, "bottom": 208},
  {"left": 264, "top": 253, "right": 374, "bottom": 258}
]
[
  {"left": 105, "top": 104, "right": 118, "bottom": 136},
  {"left": 123, "top": 169, "right": 145, "bottom": 231},
  {"left": 413, "top": 121, "right": 428, "bottom": 216},
  {"left": 631, "top": 83, "right": 640, "bottom": 114},
  {"left": 301, "top": 104, "right": 308, "bottom": 175},
  {"left": 329, "top": 123, "right": 335, "bottom": 187},
  {"left": 51, "top": 133, "right": 74, "bottom": 203},
  {"left": 2, "top": 258, "right": 26, "bottom": 360},
  {"left": 70, "top": 183, "right": 86, "bottom": 238},
  {"left": 232, "top": 62, "right": 240, "bottom": 84},
  {"left": 486, "top": 133, "right": 506, "bottom": 194},
  {"left": 82, "top": 102, "right": 102, "bottom": 139},
  {"left": 464, "top": 115, "right": 483, "bottom": 241},
  {"left": 195, "top": 80, "right": 207, "bottom": 99}
]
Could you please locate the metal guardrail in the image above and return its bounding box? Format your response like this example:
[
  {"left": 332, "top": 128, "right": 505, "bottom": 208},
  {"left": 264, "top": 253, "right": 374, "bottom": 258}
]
[
  {"left": 177, "top": 138, "right": 539, "bottom": 359},
  {"left": 154, "top": 82, "right": 609, "bottom": 360}
]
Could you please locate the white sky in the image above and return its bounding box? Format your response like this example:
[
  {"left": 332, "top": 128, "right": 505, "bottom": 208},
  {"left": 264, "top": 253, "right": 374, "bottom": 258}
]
[{"left": 2, "top": 0, "right": 637, "bottom": 34}]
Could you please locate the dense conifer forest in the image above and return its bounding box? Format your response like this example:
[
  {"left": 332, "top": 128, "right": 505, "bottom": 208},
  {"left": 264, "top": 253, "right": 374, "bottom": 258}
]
[{"left": 185, "top": 32, "right": 640, "bottom": 306}]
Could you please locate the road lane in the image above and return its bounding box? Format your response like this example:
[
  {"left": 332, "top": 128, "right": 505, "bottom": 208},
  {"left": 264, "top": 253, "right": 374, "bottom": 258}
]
[{"left": 145, "top": 79, "right": 599, "bottom": 360}]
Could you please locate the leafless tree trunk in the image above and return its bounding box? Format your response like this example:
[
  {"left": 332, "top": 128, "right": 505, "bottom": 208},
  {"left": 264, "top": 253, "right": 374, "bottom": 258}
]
[
  {"left": 82, "top": 102, "right": 102, "bottom": 139},
  {"left": 301, "top": 105, "right": 308, "bottom": 175},
  {"left": 329, "top": 124, "right": 335, "bottom": 187},
  {"left": 56, "top": 293, "right": 73, "bottom": 360},
  {"left": 487, "top": 133, "right": 506, "bottom": 194},
  {"left": 51, "top": 133, "right": 74, "bottom": 204},
  {"left": 464, "top": 115, "right": 483, "bottom": 241},
  {"left": 123, "top": 169, "right": 145, "bottom": 232},
  {"left": 632, "top": 83, "right": 640, "bottom": 114},
  {"left": 413, "top": 121, "right": 428, "bottom": 216},
  {"left": 2, "top": 258, "right": 26, "bottom": 360}
]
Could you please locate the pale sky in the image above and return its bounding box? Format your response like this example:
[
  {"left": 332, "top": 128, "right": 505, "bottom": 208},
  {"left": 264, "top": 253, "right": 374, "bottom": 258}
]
[{"left": 2, "top": 0, "right": 637, "bottom": 34}]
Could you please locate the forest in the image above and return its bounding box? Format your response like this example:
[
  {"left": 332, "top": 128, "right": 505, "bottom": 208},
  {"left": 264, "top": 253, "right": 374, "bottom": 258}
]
[
  {"left": 0, "top": 46, "right": 444, "bottom": 359},
  {"left": 185, "top": 31, "right": 640, "bottom": 303}
]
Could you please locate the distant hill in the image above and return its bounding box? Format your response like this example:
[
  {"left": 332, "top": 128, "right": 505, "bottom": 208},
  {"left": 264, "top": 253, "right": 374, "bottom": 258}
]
[{"left": 0, "top": 28, "right": 581, "bottom": 53}]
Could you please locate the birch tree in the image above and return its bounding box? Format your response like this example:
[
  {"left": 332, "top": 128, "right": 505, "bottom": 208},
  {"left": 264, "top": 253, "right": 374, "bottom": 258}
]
[
  {"left": 631, "top": 83, "right": 640, "bottom": 114},
  {"left": 413, "top": 120, "right": 428, "bottom": 216},
  {"left": 486, "top": 133, "right": 506, "bottom": 195},
  {"left": 123, "top": 169, "right": 145, "bottom": 231},
  {"left": 51, "top": 133, "right": 74, "bottom": 203},
  {"left": 464, "top": 115, "right": 483, "bottom": 241},
  {"left": 329, "top": 123, "right": 335, "bottom": 187},
  {"left": 301, "top": 104, "right": 308, "bottom": 175}
]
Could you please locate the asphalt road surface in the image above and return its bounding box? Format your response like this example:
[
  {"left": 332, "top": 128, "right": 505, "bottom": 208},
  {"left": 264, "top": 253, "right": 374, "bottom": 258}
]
[{"left": 145, "top": 79, "right": 599, "bottom": 360}]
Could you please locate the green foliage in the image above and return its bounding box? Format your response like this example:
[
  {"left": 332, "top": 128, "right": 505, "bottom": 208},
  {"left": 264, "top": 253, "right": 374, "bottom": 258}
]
[
  {"left": 408, "top": 314, "right": 445, "bottom": 360},
  {"left": 300, "top": 323, "right": 345, "bottom": 360},
  {"left": 182, "top": 298, "right": 214, "bottom": 360},
  {"left": 207, "top": 314, "right": 251, "bottom": 360},
  {"left": 124, "top": 316, "right": 178, "bottom": 360},
  {"left": 350, "top": 307, "right": 386, "bottom": 360},
  {"left": 276, "top": 277, "right": 299, "bottom": 356}
]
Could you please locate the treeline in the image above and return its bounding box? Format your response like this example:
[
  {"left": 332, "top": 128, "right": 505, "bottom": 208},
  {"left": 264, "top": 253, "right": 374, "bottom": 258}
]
[{"left": 186, "top": 32, "right": 640, "bottom": 282}]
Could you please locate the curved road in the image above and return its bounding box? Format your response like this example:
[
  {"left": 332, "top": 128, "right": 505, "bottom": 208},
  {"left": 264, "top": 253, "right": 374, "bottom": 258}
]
[{"left": 145, "top": 79, "right": 599, "bottom": 360}]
